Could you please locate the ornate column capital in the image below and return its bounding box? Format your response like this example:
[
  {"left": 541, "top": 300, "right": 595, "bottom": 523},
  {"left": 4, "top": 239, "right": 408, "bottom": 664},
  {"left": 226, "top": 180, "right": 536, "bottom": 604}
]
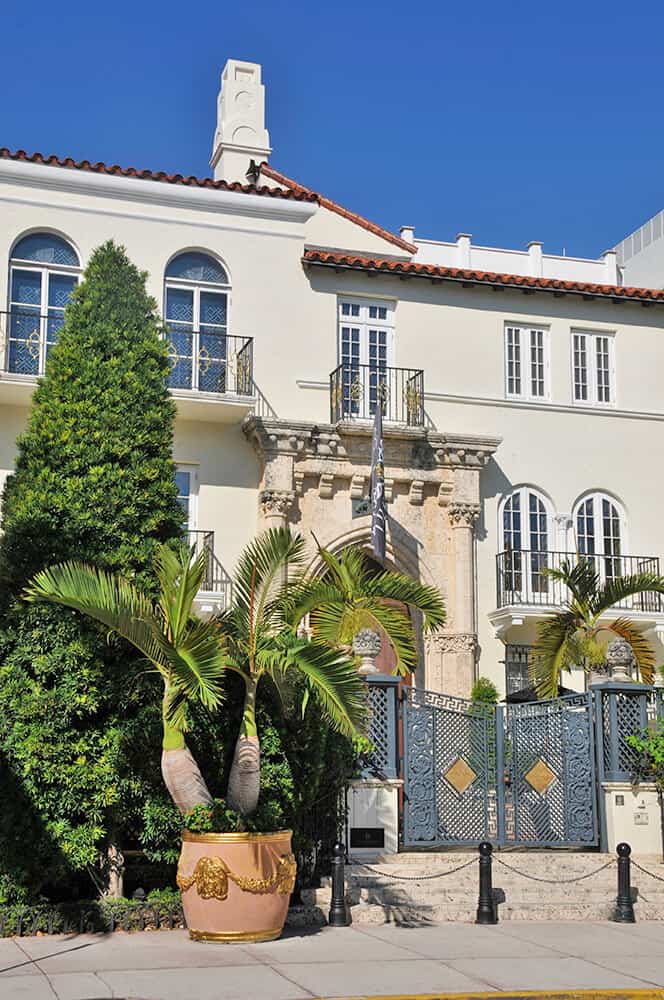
[
  {"left": 259, "top": 489, "right": 294, "bottom": 519},
  {"left": 448, "top": 502, "right": 481, "bottom": 528},
  {"left": 426, "top": 632, "right": 478, "bottom": 656}
]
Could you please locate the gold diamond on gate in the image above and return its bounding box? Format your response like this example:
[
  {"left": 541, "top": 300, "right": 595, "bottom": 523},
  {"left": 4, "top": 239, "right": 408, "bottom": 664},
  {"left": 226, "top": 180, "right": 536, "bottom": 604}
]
[
  {"left": 525, "top": 758, "right": 557, "bottom": 795},
  {"left": 444, "top": 757, "right": 477, "bottom": 795}
]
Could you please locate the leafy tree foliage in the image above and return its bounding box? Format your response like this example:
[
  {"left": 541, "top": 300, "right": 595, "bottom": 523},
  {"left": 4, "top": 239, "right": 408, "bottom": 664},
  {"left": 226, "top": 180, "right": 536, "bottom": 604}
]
[{"left": 0, "top": 241, "right": 184, "bottom": 901}]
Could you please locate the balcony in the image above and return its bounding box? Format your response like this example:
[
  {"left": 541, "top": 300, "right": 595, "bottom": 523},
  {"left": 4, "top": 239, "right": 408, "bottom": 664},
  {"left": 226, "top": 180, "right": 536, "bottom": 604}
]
[
  {"left": 492, "top": 549, "right": 664, "bottom": 636},
  {"left": 166, "top": 327, "right": 255, "bottom": 423},
  {"left": 330, "top": 363, "right": 424, "bottom": 426},
  {"left": 187, "top": 530, "right": 232, "bottom": 616},
  {"left": 0, "top": 309, "right": 62, "bottom": 405},
  {"left": 0, "top": 310, "right": 256, "bottom": 422}
]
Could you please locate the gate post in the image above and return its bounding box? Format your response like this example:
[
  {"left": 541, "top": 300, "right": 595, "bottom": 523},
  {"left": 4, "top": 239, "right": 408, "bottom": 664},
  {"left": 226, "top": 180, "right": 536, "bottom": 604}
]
[{"left": 593, "top": 681, "right": 661, "bottom": 855}]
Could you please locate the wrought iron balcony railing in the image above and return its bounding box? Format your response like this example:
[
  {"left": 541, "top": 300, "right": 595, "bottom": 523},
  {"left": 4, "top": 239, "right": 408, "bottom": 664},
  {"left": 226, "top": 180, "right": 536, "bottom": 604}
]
[
  {"left": 496, "top": 549, "right": 662, "bottom": 613},
  {"left": 166, "top": 327, "right": 253, "bottom": 397},
  {"left": 0, "top": 309, "right": 63, "bottom": 376},
  {"left": 0, "top": 311, "right": 255, "bottom": 400},
  {"left": 330, "top": 363, "right": 424, "bottom": 425},
  {"left": 186, "top": 530, "right": 232, "bottom": 605}
]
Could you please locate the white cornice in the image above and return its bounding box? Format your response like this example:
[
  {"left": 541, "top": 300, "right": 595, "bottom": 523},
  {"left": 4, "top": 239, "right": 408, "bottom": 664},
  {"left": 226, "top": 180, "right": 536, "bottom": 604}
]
[{"left": 0, "top": 159, "right": 318, "bottom": 225}]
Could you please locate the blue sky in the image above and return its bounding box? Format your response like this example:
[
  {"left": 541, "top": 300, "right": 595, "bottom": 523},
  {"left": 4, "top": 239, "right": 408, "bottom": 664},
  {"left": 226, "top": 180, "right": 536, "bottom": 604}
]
[{"left": 2, "top": 1, "right": 663, "bottom": 258}]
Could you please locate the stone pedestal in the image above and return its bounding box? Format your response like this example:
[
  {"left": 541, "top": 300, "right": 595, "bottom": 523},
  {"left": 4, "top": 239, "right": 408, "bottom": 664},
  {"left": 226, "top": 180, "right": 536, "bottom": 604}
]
[
  {"left": 602, "top": 781, "right": 663, "bottom": 857},
  {"left": 347, "top": 777, "right": 402, "bottom": 855}
]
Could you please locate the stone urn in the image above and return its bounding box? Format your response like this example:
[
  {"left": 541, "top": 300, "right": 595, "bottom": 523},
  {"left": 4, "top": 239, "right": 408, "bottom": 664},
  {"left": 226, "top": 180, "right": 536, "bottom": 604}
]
[
  {"left": 606, "top": 637, "right": 635, "bottom": 683},
  {"left": 176, "top": 830, "right": 296, "bottom": 943},
  {"left": 353, "top": 628, "right": 382, "bottom": 675}
]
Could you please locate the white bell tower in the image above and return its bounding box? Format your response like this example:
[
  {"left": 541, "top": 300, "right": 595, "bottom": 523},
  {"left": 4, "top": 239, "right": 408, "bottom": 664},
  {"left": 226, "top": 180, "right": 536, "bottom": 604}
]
[{"left": 211, "top": 60, "right": 272, "bottom": 184}]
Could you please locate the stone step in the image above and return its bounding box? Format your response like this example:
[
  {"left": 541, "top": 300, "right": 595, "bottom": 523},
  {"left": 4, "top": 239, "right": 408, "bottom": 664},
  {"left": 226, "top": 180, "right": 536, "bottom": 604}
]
[
  {"left": 350, "top": 900, "right": 664, "bottom": 924},
  {"left": 326, "top": 851, "right": 664, "bottom": 924}
]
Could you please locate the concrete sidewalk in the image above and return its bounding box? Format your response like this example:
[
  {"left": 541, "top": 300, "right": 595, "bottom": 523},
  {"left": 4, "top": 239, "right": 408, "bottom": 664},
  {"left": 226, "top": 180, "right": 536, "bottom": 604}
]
[{"left": 3, "top": 921, "right": 664, "bottom": 999}]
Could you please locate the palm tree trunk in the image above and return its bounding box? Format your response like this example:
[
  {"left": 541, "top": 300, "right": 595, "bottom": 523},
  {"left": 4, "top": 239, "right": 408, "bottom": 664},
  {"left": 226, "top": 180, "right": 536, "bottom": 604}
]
[
  {"left": 160, "top": 698, "right": 213, "bottom": 815},
  {"left": 226, "top": 677, "right": 261, "bottom": 816},
  {"left": 161, "top": 745, "right": 213, "bottom": 815}
]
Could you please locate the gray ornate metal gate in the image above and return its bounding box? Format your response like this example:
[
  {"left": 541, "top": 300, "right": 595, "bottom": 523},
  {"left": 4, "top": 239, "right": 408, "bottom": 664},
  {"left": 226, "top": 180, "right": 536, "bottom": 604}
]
[{"left": 402, "top": 688, "right": 598, "bottom": 848}]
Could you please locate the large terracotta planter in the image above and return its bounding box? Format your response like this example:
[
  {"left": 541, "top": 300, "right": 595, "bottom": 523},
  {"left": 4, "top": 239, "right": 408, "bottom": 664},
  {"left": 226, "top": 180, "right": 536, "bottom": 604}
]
[{"left": 176, "top": 829, "right": 296, "bottom": 943}]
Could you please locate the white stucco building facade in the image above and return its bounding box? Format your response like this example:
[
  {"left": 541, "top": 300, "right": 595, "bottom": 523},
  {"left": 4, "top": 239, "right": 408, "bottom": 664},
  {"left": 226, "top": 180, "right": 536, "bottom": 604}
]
[{"left": 2, "top": 59, "right": 664, "bottom": 699}]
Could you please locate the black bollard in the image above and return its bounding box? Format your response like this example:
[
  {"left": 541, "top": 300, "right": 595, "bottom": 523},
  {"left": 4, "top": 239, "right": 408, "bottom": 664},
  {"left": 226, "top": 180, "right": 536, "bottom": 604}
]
[
  {"left": 329, "top": 842, "right": 350, "bottom": 927},
  {"left": 476, "top": 842, "right": 498, "bottom": 925},
  {"left": 614, "top": 842, "right": 636, "bottom": 923}
]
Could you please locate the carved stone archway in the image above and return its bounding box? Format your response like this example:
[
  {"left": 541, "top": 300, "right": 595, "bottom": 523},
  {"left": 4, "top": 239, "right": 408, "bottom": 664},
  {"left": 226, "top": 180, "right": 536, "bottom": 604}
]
[{"left": 243, "top": 416, "right": 500, "bottom": 697}]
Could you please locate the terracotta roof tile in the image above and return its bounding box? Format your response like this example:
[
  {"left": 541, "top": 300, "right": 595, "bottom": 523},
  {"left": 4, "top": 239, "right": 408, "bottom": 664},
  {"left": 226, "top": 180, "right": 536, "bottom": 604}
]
[
  {"left": 0, "top": 148, "right": 318, "bottom": 202},
  {"left": 261, "top": 164, "right": 417, "bottom": 253},
  {"left": 303, "top": 248, "right": 664, "bottom": 304}
]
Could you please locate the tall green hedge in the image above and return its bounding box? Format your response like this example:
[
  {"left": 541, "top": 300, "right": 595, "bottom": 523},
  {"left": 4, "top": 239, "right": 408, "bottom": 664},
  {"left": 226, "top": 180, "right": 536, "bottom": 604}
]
[{"left": 0, "top": 241, "right": 184, "bottom": 902}]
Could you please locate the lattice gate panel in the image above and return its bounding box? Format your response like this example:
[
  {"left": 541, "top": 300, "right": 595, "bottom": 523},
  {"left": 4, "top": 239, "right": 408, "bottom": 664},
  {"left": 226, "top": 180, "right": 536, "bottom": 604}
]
[
  {"left": 403, "top": 689, "right": 496, "bottom": 847},
  {"left": 402, "top": 687, "right": 598, "bottom": 849},
  {"left": 503, "top": 693, "right": 597, "bottom": 847}
]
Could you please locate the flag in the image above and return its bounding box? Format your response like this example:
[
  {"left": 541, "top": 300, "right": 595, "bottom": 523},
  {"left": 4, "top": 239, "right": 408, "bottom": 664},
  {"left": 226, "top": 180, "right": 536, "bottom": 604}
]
[{"left": 370, "top": 399, "right": 387, "bottom": 562}]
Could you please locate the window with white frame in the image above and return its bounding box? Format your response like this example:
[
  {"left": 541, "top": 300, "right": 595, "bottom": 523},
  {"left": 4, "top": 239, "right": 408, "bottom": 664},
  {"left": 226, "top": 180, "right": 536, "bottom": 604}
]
[
  {"left": 573, "top": 492, "right": 623, "bottom": 581},
  {"left": 571, "top": 330, "right": 615, "bottom": 405},
  {"left": 338, "top": 298, "right": 394, "bottom": 418},
  {"left": 7, "top": 233, "right": 80, "bottom": 375},
  {"left": 500, "top": 486, "right": 551, "bottom": 600},
  {"left": 504, "top": 325, "right": 549, "bottom": 400},
  {"left": 175, "top": 464, "right": 198, "bottom": 531},
  {"left": 164, "top": 252, "right": 230, "bottom": 393}
]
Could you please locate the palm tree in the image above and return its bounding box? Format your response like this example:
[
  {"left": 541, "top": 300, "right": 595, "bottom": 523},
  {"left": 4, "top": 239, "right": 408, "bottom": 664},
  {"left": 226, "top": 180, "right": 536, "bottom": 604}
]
[
  {"left": 529, "top": 558, "right": 664, "bottom": 699},
  {"left": 290, "top": 543, "right": 446, "bottom": 676},
  {"left": 217, "top": 529, "right": 446, "bottom": 816},
  {"left": 24, "top": 544, "right": 228, "bottom": 815}
]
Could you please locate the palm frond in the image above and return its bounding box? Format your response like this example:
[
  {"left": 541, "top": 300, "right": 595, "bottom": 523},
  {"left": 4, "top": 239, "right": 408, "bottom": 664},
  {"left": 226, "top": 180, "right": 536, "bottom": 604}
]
[
  {"left": 607, "top": 617, "right": 656, "bottom": 685},
  {"left": 24, "top": 561, "right": 167, "bottom": 672},
  {"left": 529, "top": 611, "right": 581, "bottom": 699},
  {"left": 283, "top": 639, "right": 368, "bottom": 737},
  {"left": 593, "top": 573, "right": 664, "bottom": 617},
  {"left": 155, "top": 618, "right": 228, "bottom": 714},
  {"left": 233, "top": 528, "right": 306, "bottom": 628},
  {"left": 544, "top": 558, "right": 599, "bottom": 610},
  {"left": 366, "top": 571, "right": 446, "bottom": 632},
  {"left": 155, "top": 543, "right": 208, "bottom": 643}
]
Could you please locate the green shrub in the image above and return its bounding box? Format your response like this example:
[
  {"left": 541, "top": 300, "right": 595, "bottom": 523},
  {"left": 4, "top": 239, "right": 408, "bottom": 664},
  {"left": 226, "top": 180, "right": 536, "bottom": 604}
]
[
  {"left": 184, "top": 797, "right": 284, "bottom": 835},
  {"left": 0, "top": 241, "right": 184, "bottom": 901},
  {"left": 471, "top": 677, "right": 500, "bottom": 704}
]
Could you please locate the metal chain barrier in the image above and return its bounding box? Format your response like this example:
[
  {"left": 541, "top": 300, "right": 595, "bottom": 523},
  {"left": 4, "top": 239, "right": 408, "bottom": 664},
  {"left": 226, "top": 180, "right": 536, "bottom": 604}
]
[
  {"left": 494, "top": 856, "right": 615, "bottom": 884},
  {"left": 630, "top": 859, "right": 664, "bottom": 884},
  {"left": 349, "top": 857, "right": 477, "bottom": 881}
]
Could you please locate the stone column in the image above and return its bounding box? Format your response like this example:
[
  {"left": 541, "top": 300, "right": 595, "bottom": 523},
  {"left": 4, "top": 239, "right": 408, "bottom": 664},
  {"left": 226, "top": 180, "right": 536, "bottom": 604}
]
[{"left": 447, "top": 501, "right": 480, "bottom": 697}]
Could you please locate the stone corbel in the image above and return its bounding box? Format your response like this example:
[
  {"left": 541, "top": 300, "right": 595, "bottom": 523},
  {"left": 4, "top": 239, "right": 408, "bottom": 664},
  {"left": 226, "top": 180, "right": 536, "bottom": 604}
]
[
  {"left": 350, "top": 474, "right": 366, "bottom": 500},
  {"left": 409, "top": 480, "right": 425, "bottom": 506},
  {"left": 384, "top": 478, "right": 394, "bottom": 503},
  {"left": 318, "top": 473, "right": 335, "bottom": 499},
  {"left": 437, "top": 482, "right": 453, "bottom": 506}
]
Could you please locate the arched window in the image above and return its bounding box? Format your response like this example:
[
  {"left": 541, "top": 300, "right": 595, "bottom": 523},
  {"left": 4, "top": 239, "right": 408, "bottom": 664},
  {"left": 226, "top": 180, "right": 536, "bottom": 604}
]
[
  {"left": 500, "top": 487, "right": 551, "bottom": 602},
  {"left": 8, "top": 233, "right": 80, "bottom": 375},
  {"left": 164, "top": 251, "right": 230, "bottom": 392},
  {"left": 574, "top": 492, "right": 624, "bottom": 582}
]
